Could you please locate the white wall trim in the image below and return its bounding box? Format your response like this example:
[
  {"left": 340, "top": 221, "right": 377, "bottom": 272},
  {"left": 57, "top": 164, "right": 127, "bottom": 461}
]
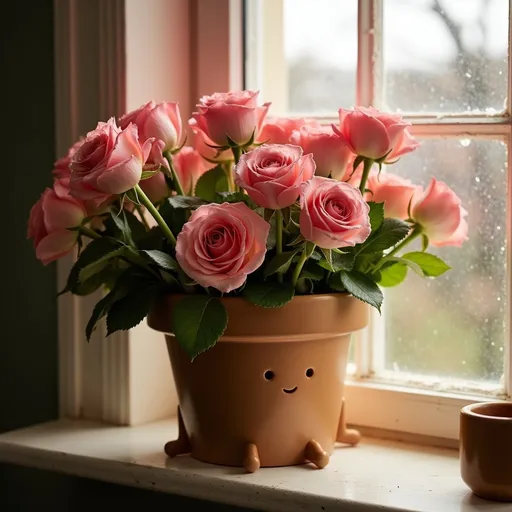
[{"left": 54, "top": 0, "right": 130, "bottom": 424}]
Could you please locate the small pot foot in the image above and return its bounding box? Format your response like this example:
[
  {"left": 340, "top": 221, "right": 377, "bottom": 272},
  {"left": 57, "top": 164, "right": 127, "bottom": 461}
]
[
  {"left": 336, "top": 397, "right": 361, "bottom": 446},
  {"left": 304, "top": 439, "right": 330, "bottom": 469},
  {"left": 243, "top": 443, "right": 260, "bottom": 473},
  {"left": 164, "top": 406, "right": 191, "bottom": 457}
]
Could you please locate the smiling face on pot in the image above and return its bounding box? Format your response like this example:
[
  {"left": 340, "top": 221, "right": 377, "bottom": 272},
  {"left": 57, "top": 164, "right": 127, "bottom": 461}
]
[{"left": 262, "top": 366, "right": 315, "bottom": 394}]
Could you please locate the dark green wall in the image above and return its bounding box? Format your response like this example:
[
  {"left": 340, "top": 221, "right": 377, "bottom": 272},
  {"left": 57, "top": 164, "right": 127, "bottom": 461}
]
[
  {"left": 0, "top": 2, "right": 252, "bottom": 510},
  {"left": 1, "top": 0, "right": 58, "bottom": 433}
]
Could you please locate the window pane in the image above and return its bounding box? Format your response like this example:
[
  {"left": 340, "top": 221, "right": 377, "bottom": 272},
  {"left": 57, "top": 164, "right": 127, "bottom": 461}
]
[
  {"left": 244, "top": 0, "right": 357, "bottom": 115},
  {"left": 382, "top": 139, "right": 507, "bottom": 384},
  {"left": 383, "top": 0, "right": 508, "bottom": 113}
]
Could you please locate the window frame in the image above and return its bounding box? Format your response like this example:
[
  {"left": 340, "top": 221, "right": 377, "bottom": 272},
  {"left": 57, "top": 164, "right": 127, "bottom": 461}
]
[
  {"left": 55, "top": 0, "right": 511, "bottom": 441},
  {"left": 243, "top": 0, "right": 512, "bottom": 439}
]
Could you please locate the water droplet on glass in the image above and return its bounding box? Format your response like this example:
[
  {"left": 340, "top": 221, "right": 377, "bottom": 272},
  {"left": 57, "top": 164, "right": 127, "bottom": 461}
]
[
  {"left": 475, "top": 176, "right": 480, "bottom": 183},
  {"left": 460, "top": 139, "right": 471, "bottom": 147},
  {"left": 465, "top": 72, "right": 472, "bottom": 78}
]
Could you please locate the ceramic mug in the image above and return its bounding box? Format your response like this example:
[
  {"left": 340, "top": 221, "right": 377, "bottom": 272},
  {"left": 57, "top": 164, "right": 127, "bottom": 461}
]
[{"left": 460, "top": 402, "right": 512, "bottom": 502}]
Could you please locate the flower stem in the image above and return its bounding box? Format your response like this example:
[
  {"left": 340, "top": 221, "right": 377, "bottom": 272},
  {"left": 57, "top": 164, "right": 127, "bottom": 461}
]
[
  {"left": 79, "top": 225, "right": 100, "bottom": 240},
  {"left": 134, "top": 184, "right": 177, "bottom": 247},
  {"left": 231, "top": 145, "right": 242, "bottom": 165},
  {"left": 291, "top": 245, "right": 313, "bottom": 288},
  {"left": 231, "top": 146, "right": 241, "bottom": 193},
  {"left": 275, "top": 209, "right": 283, "bottom": 284},
  {"left": 222, "top": 162, "right": 235, "bottom": 193},
  {"left": 373, "top": 224, "right": 423, "bottom": 272},
  {"left": 164, "top": 150, "right": 185, "bottom": 196},
  {"left": 135, "top": 204, "right": 151, "bottom": 231},
  {"left": 359, "top": 158, "right": 374, "bottom": 195}
]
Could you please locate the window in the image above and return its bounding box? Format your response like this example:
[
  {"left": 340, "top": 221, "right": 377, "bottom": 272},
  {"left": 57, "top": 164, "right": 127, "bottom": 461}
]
[
  {"left": 57, "top": 0, "right": 510, "bottom": 441},
  {"left": 245, "top": 0, "right": 511, "bottom": 438}
]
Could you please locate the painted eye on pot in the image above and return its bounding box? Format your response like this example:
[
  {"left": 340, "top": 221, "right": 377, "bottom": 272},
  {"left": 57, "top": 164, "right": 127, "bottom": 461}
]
[
  {"left": 264, "top": 370, "right": 275, "bottom": 380},
  {"left": 306, "top": 368, "right": 314, "bottom": 378}
]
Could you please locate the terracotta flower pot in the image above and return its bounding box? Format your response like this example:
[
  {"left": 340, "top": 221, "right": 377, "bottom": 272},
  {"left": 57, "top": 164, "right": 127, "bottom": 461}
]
[{"left": 147, "top": 293, "right": 368, "bottom": 472}]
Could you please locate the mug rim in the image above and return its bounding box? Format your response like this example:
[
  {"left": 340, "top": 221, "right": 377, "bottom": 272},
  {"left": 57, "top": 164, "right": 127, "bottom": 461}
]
[{"left": 461, "top": 401, "right": 512, "bottom": 421}]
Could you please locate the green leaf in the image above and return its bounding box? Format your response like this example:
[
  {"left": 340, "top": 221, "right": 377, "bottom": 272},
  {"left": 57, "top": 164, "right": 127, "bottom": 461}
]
[
  {"left": 318, "top": 250, "right": 355, "bottom": 272},
  {"left": 125, "top": 188, "right": 142, "bottom": 205},
  {"left": 320, "top": 248, "right": 334, "bottom": 271},
  {"left": 354, "top": 252, "right": 383, "bottom": 273},
  {"left": 338, "top": 270, "right": 383, "bottom": 312},
  {"left": 368, "top": 202, "right": 385, "bottom": 231},
  {"left": 79, "top": 247, "right": 127, "bottom": 283},
  {"left": 103, "top": 210, "right": 135, "bottom": 245},
  {"left": 301, "top": 261, "right": 325, "bottom": 281},
  {"left": 172, "top": 296, "right": 228, "bottom": 360},
  {"left": 402, "top": 252, "right": 452, "bottom": 277},
  {"left": 264, "top": 251, "right": 298, "bottom": 278},
  {"left": 159, "top": 200, "right": 189, "bottom": 235},
  {"left": 84, "top": 270, "right": 153, "bottom": 340},
  {"left": 243, "top": 282, "right": 295, "bottom": 308},
  {"left": 137, "top": 226, "right": 166, "bottom": 251},
  {"left": 85, "top": 285, "right": 128, "bottom": 341},
  {"left": 167, "top": 195, "right": 209, "bottom": 209},
  {"left": 73, "top": 264, "right": 118, "bottom": 296},
  {"left": 194, "top": 165, "right": 229, "bottom": 201},
  {"left": 387, "top": 256, "right": 424, "bottom": 277},
  {"left": 376, "top": 262, "right": 408, "bottom": 287},
  {"left": 216, "top": 191, "right": 256, "bottom": 208},
  {"left": 421, "top": 234, "right": 429, "bottom": 252},
  {"left": 304, "top": 241, "right": 316, "bottom": 258},
  {"left": 287, "top": 234, "right": 306, "bottom": 247},
  {"left": 106, "top": 286, "right": 161, "bottom": 336},
  {"left": 58, "top": 237, "right": 121, "bottom": 296},
  {"left": 140, "top": 169, "right": 161, "bottom": 180},
  {"left": 359, "top": 218, "right": 410, "bottom": 254},
  {"left": 123, "top": 209, "right": 148, "bottom": 243},
  {"left": 327, "top": 272, "right": 346, "bottom": 292},
  {"left": 142, "top": 250, "right": 178, "bottom": 271}
]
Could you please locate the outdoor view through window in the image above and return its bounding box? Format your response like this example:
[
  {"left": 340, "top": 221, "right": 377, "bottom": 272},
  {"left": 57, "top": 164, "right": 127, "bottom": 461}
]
[{"left": 245, "top": 0, "right": 509, "bottom": 392}]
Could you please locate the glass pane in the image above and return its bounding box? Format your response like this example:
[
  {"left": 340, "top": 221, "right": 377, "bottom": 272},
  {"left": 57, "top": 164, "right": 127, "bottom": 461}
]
[
  {"left": 383, "top": 139, "right": 507, "bottom": 383},
  {"left": 244, "top": 0, "right": 357, "bottom": 115},
  {"left": 383, "top": 0, "right": 508, "bottom": 113}
]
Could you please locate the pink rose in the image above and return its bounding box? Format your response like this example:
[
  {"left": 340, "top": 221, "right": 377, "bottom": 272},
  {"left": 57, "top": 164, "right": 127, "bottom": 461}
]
[
  {"left": 190, "top": 123, "right": 231, "bottom": 166},
  {"left": 191, "top": 90, "right": 270, "bottom": 146},
  {"left": 386, "top": 129, "right": 420, "bottom": 163},
  {"left": 173, "top": 146, "right": 209, "bottom": 195},
  {"left": 290, "top": 125, "right": 353, "bottom": 180},
  {"left": 258, "top": 116, "right": 320, "bottom": 144},
  {"left": 333, "top": 106, "right": 418, "bottom": 161},
  {"left": 234, "top": 144, "right": 315, "bottom": 209},
  {"left": 69, "top": 118, "right": 152, "bottom": 202},
  {"left": 365, "top": 172, "right": 420, "bottom": 220},
  {"left": 176, "top": 202, "right": 269, "bottom": 293},
  {"left": 28, "top": 179, "right": 87, "bottom": 265},
  {"left": 139, "top": 172, "right": 169, "bottom": 204},
  {"left": 119, "top": 100, "right": 183, "bottom": 151},
  {"left": 300, "top": 177, "right": 371, "bottom": 249},
  {"left": 411, "top": 178, "right": 468, "bottom": 247},
  {"left": 52, "top": 138, "right": 84, "bottom": 180}
]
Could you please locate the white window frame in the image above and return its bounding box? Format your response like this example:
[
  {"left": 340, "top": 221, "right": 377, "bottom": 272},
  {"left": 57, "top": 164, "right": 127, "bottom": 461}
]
[{"left": 54, "top": 0, "right": 511, "bottom": 442}]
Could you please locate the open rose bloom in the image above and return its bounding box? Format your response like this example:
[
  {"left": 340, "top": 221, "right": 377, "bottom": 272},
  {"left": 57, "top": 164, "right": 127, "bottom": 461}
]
[{"left": 27, "top": 89, "right": 467, "bottom": 357}]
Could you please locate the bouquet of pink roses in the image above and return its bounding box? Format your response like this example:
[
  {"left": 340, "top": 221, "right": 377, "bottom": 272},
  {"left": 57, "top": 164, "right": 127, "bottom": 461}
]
[{"left": 28, "top": 90, "right": 467, "bottom": 359}]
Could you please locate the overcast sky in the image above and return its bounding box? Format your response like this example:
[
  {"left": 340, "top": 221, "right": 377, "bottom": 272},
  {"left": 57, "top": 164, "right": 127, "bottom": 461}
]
[{"left": 284, "top": 0, "right": 508, "bottom": 70}]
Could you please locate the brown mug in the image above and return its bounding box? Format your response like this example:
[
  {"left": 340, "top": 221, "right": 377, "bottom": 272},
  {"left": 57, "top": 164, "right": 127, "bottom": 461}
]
[{"left": 460, "top": 402, "right": 512, "bottom": 502}]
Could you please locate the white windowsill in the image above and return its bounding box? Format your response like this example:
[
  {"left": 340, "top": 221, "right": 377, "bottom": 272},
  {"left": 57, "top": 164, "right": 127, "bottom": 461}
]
[{"left": 0, "top": 419, "right": 508, "bottom": 512}]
